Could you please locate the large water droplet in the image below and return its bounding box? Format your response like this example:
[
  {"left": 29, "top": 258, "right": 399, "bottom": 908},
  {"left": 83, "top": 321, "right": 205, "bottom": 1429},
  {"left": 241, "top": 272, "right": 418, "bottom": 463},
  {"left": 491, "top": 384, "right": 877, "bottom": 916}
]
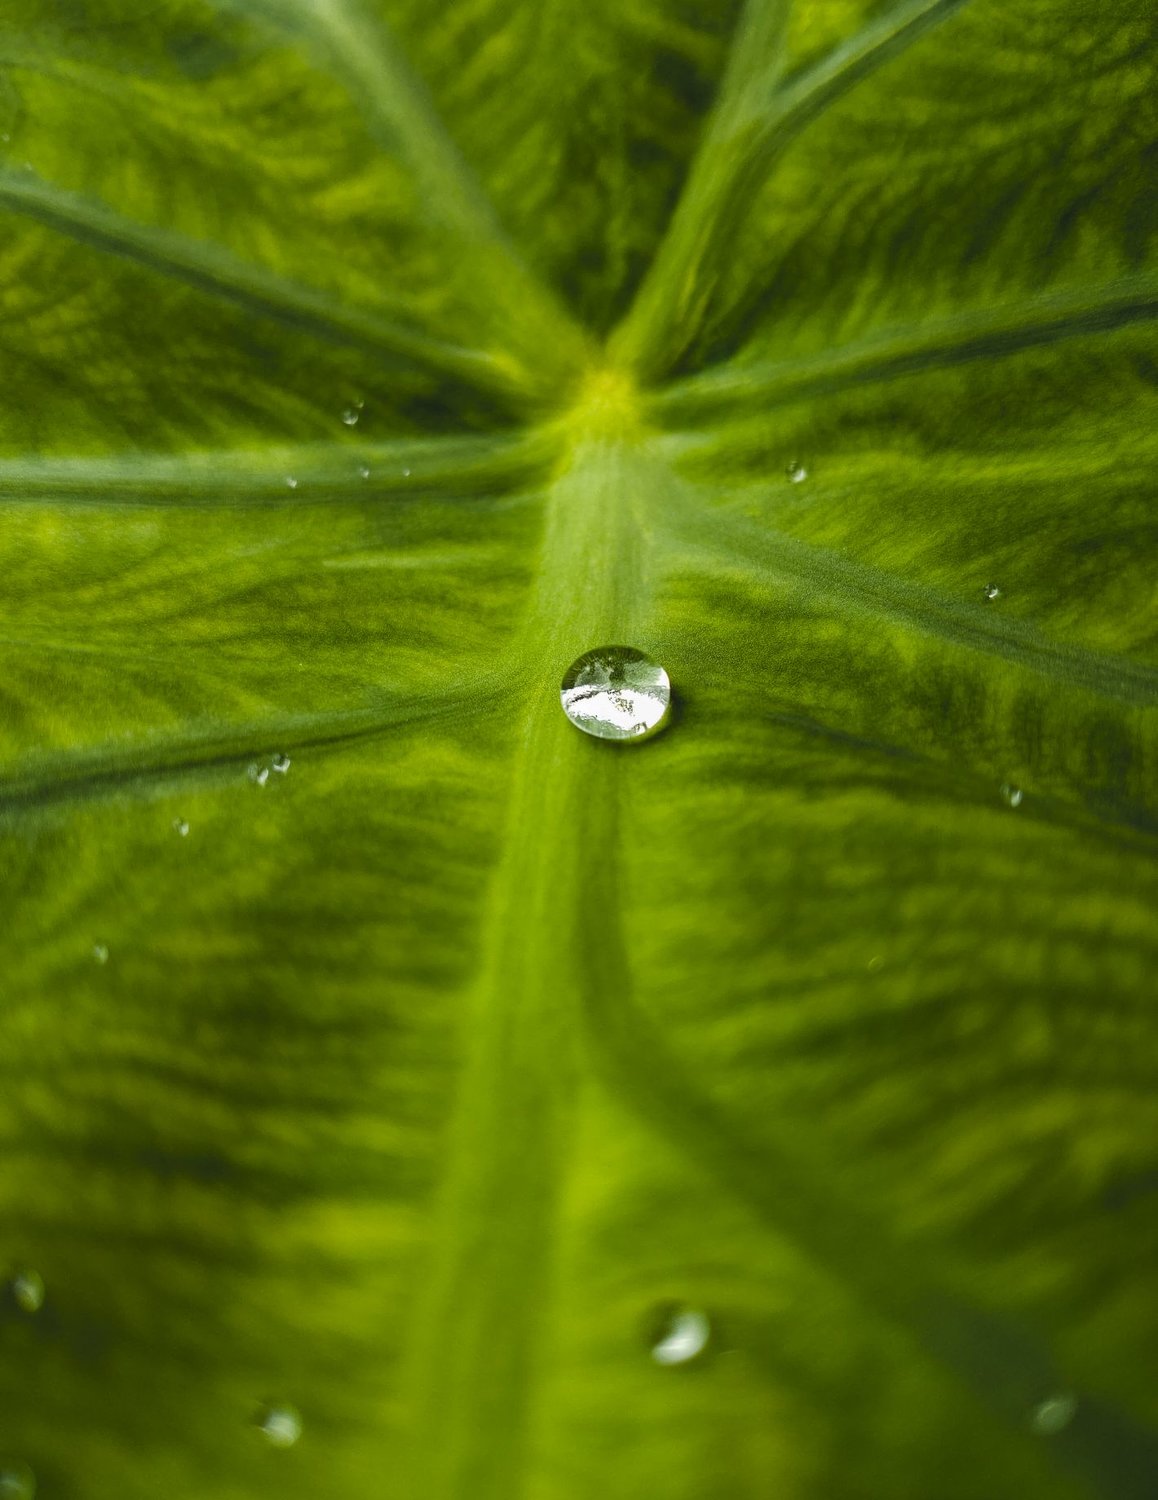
[
  {"left": 9, "top": 1269, "right": 44, "bottom": 1314},
  {"left": 256, "top": 1403, "right": 302, "bottom": 1448},
  {"left": 984, "top": 583, "right": 1001, "bottom": 601},
  {"left": 1001, "top": 782, "right": 1023, "bottom": 808},
  {"left": 785, "top": 459, "right": 808, "bottom": 484},
  {"left": 650, "top": 1304, "right": 711, "bottom": 1366},
  {"left": 92, "top": 943, "right": 109, "bottom": 965},
  {"left": 560, "top": 646, "right": 671, "bottom": 742},
  {"left": 1031, "top": 1393, "right": 1077, "bottom": 1435},
  {"left": 0, "top": 1462, "right": 35, "bottom": 1500},
  {"left": 271, "top": 753, "right": 291, "bottom": 774}
]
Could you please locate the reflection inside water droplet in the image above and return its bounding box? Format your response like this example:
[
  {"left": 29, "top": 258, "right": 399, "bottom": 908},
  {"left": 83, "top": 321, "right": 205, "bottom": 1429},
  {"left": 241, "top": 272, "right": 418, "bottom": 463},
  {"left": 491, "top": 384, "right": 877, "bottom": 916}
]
[
  {"left": 9, "top": 1269, "right": 44, "bottom": 1314},
  {"left": 271, "top": 753, "right": 291, "bottom": 774},
  {"left": 92, "top": 943, "right": 109, "bottom": 965},
  {"left": 561, "top": 646, "right": 671, "bottom": 742},
  {"left": 0, "top": 1462, "right": 36, "bottom": 1500},
  {"left": 650, "top": 1304, "right": 711, "bottom": 1366},
  {"left": 1031, "top": 1393, "right": 1077, "bottom": 1435},
  {"left": 1001, "top": 783, "right": 1023, "bottom": 808},
  {"left": 785, "top": 459, "right": 808, "bottom": 484},
  {"left": 256, "top": 1403, "right": 302, "bottom": 1448},
  {"left": 984, "top": 583, "right": 1001, "bottom": 601}
]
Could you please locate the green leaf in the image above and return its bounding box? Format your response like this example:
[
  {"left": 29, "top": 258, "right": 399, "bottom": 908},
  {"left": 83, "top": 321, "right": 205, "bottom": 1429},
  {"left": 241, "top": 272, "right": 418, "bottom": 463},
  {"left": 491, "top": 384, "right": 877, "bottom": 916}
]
[{"left": 1, "top": 2, "right": 1156, "bottom": 1498}]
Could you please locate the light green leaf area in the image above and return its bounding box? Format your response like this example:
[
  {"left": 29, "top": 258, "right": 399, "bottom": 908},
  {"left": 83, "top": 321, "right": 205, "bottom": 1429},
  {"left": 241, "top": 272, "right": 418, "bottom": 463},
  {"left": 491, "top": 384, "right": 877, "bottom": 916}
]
[{"left": 0, "top": 1, "right": 1156, "bottom": 1498}]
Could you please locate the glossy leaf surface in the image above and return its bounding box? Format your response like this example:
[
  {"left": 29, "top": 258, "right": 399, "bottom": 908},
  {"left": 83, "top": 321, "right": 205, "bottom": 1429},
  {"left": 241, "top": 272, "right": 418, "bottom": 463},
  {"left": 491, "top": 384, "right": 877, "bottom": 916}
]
[{"left": 1, "top": 2, "right": 1156, "bottom": 1498}]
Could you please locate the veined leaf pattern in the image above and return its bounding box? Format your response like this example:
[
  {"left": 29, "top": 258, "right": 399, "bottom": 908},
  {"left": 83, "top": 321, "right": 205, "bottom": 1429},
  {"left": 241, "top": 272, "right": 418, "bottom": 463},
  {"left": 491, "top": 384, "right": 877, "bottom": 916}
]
[{"left": 0, "top": 2, "right": 1155, "bottom": 1498}]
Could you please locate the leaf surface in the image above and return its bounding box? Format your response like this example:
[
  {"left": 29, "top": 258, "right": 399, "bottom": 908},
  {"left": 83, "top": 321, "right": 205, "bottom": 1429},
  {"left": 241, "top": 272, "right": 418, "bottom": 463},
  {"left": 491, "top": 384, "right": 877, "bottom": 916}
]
[{"left": 0, "top": 2, "right": 1156, "bottom": 1499}]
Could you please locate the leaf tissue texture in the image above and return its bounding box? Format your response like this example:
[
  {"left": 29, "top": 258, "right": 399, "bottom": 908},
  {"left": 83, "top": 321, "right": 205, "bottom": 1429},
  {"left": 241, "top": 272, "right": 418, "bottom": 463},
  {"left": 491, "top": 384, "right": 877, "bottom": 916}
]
[{"left": 0, "top": 1, "right": 1156, "bottom": 1497}]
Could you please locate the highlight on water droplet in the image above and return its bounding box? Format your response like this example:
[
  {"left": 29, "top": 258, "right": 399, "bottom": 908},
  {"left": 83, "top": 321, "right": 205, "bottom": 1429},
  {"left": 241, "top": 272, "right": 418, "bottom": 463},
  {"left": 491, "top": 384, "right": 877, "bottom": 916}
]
[
  {"left": 284, "top": 476, "right": 298, "bottom": 490},
  {"left": 785, "top": 459, "right": 808, "bottom": 484},
  {"left": 984, "top": 583, "right": 1001, "bottom": 601},
  {"left": 9, "top": 1269, "right": 44, "bottom": 1314},
  {"left": 271, "top": 752, "right": 291, "bottom": 774},
  {"left": 172, "top": 818, "right": 190, "bottom": 837},
  {"left": 92, "top": 943, "right": 109, "bottom": 965},
  {"left": 247, "top": 763, "right": 270, "bottom": 788},
  {"left": 867, "top": 954, "right": 884, "bottom": 973},
  {"left": 1001, "top": 782, "right": 1023, "bottom": 808},
  {"left": 649, "top": 1303, "right": 711, "bottom": 1366},
  {"left": 255, "top": 1403, "right": 302, "bottom": 1448},
  {"left": 0, "top": 1461, "right": 36, "bottom": 1500},
  {"left": 560, "top": 646, "right": 671, "bottom": 743},
  {"left": 1030, "top": 1392, "right": 1077, "bottom": 1436}
]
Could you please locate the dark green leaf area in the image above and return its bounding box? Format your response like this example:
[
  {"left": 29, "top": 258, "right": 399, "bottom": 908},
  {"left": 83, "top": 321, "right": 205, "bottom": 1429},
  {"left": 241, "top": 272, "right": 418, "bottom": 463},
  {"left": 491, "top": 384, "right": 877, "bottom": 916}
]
[
  {"left": 691, "top": 2, "right": 1158, "bottom": 373},
  {"left": 0, "top": 726, "right": 508, "bottom": 1498},
  {"left": 660, "top": 324, "right": 1158, "bottom": 667},
  {"left": 382, "top": 0, "right": 745, "bottom": 329},
  {"left": 533, "top": 1093, "right": 1088, "bottom": 1500}
]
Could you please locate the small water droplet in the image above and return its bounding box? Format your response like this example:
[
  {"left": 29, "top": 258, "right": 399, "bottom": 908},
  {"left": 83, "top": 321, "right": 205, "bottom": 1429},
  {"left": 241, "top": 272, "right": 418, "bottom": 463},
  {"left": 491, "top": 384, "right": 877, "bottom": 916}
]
[
  {"left": 785, "top": 459, "right": 808, "bottom": 484},
  {"left": 341, "top": 407, "right": 360, "bottom": 426},
  {"left": 561, "top": 646, "right": 671, "bottom": 743},
  {"left": 0, "top": 134, "right": 9, "bottom": 144},
  {"left": 256, "top": 1403, "right": 302, "bottom": 1448},
  {"left": 271, "top": 753, "right": 291, "bottom": 774},
  {"left": 284, "top": 476, "right": 298, "bottom": 490},
  {"left": 1031, "top": 1393, "right": 1077, "bottom": 1435},
  {"left": 358, "top": 465, "right": 371, "bottom": 480},
  {"left": 984, "top": 583, "right": 1001, "bottom": 601},
  {"left": 247, "top": 763, "right": 270, "bottom": 787},
  {"left": 649, "top": 1304, "right": 711, "bottom": 1366},
  {"left": 92, "top": 943, "right": 109, "bottom": 965},
  {"left": 9, "top": 1269, "right": 44, "bottom": 1314},
  {"left": 172, "top": 818, "right": 190, "bottom": 837},
  {"left": 867, "top": 955, "right": 884, "bottom": 972},
  {"left": 0, "top": 1462, "right": 36, "bottom": 1500},
  {"left": 402, "top": 467, "right": 411, "bottom": 478},
  {"left": 1001, "top": 783, "right": 1023, "bottom": 808}
]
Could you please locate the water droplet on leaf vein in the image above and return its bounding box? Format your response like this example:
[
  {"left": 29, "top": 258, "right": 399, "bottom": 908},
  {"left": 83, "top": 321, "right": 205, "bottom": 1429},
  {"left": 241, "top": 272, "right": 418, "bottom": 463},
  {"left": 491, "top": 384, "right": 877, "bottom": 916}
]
[{"left": 561, "top": 647, "right": 671, "bottom": 742}]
